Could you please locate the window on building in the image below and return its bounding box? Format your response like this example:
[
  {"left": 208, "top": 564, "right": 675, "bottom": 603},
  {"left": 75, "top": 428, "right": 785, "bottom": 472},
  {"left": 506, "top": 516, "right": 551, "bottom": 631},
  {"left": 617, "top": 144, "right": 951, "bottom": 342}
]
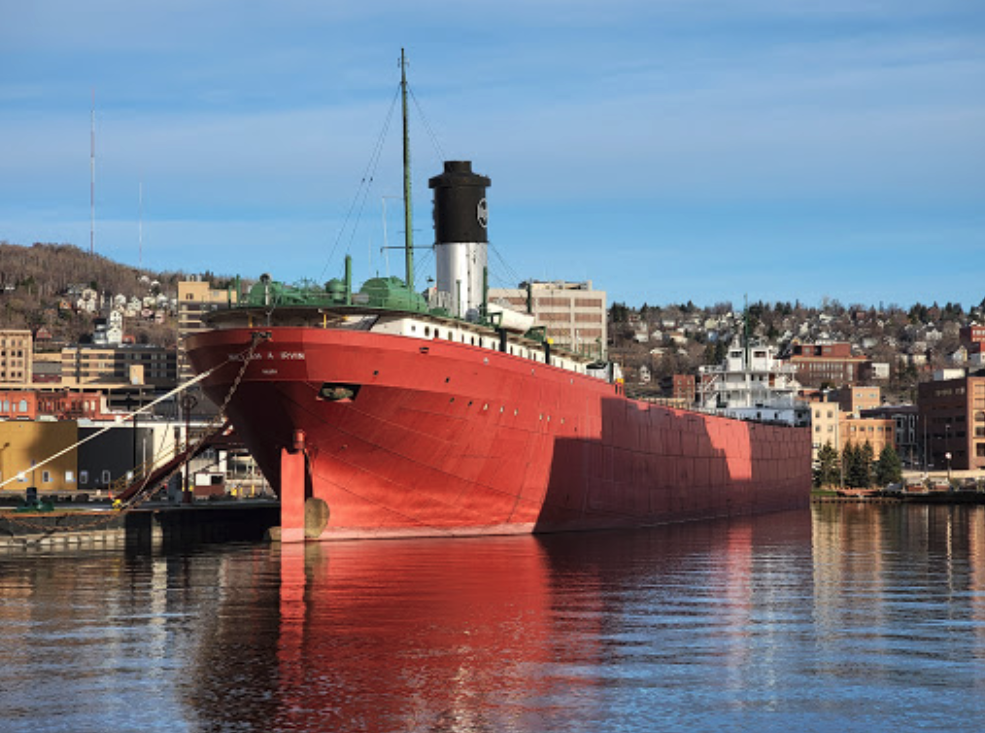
[
  {"left": 80, "top": 471, "right": 88, "bottom": 485},
  {"left": 65, "top": 471, "right": 75, "bottom": 483},
  {"left": 101, "top": 470, "right": 111, "bottom": 484},
  {"left": 42, "top": 471, "right": 51, "bottom": 483}
]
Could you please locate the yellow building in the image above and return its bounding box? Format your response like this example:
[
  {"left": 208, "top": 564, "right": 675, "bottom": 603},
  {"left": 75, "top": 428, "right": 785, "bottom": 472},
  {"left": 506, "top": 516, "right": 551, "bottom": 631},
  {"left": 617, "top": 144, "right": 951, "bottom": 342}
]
[
  {"left": 0, "top": 329, "right": 34, "bottom": 388},
  {"left": 836, "top": 385, "right": 881, "bottom": 415},
  {"left": 811, "top": 393, "right": 896, "bottom": 463},
  {"left": 840, "top": 415, "right": 897, "bottom": 456},
  {"left": 178, "top": 280, "right": 237, "bottom": 381},
  {"left": 811, "top": 397, "right": 841, "bottom": 463},
  {"left": 60, "top": 345, "right": 176, "bottom": 389},
  {"left": 0, "top": 420, "right": 78, "bottom": 492}
]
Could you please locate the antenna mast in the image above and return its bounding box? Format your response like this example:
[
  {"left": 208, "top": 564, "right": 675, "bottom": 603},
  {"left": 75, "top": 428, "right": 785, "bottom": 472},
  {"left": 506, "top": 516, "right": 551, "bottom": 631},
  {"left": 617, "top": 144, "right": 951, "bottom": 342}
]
[
  {"left": 139, "top": 179, "right": 143, "bottom": 269},
  {"left": 401, "top": 48, "right": 414, "bottom": 291},
  {"left": 90, "top": 88, "right": 96, "bottom": 256}
]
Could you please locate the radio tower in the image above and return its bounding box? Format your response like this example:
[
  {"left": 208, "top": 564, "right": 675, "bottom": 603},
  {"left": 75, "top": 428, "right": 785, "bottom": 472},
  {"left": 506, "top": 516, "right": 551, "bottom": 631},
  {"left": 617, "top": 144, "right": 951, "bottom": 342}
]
[{"left": 90, "top": 88, "right": 96, "bottom": 256}]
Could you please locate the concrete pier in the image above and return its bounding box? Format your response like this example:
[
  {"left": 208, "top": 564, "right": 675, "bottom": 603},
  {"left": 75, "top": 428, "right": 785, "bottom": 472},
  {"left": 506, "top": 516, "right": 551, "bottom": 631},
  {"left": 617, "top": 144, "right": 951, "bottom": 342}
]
[{"left": 0, "top": 501, "right": 279, "bottom": 551}]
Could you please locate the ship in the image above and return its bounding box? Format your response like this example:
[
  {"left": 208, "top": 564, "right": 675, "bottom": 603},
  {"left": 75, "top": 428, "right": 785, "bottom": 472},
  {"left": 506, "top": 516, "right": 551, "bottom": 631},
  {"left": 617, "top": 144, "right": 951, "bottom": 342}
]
[
  {"left": 697, "top": 336, "right": 811, "bottom": 427},
  {"left": 186, "top": 51, "right": 811, "bottom": 542}
]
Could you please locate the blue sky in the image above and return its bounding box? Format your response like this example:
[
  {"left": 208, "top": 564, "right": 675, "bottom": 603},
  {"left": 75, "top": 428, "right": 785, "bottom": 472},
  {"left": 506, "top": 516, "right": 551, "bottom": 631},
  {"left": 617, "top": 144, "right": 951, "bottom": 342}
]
[{"left": 1, "top": 1, "right": 983, "bottom": 309}]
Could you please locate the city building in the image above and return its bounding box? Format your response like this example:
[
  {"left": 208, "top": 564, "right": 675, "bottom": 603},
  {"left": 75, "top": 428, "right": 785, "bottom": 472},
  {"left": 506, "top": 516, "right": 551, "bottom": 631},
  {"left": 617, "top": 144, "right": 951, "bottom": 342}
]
[
  {"left": 178, "top": 280, "right": 237, "bottom": 381},
  {"left": 31, "top": 352, "right": 62, "bottom": 384},
  {"left": 835, "top": 385, "right": 881, "bottom": 415},
  {"left": 784, "top": 342, "right": 870, "bottom": 388},
  {"left": 959, "top": 325, "right": 985, "bottom": 355},
  {"left": 917, "top": 373, "right": 985, "bottom": 472},
  {"left": 60, "top": 344, "right": 177, "bottom": 390},
  {"left": 0, "top": 391, "right": 39, "bottom": 420},
  {"left": 809, "top": 393, "right": 899, "bottom": 466},
  {"left": 0, "top": 389, "right": 114, "bottom": 422},
  {"left": 861, "top": 404, "right": 919, "bottom": 468},
  {"left": 810, "top": 397, "right": 841, "bottom": 464},
  {"left": 672, "top": 374, "right": 696, "bottom": 405},
  {"left": 0, "top": 420, "right": 78, "bottom": 492},
  {"left": 0, "top": 329, "right": 34, "bottom": 388},
  {"left": 839, "top": 415, "right": 896, "bottom": 456},
  {"left": 488, "top": 281, "right": 606, "bottom": 359}
]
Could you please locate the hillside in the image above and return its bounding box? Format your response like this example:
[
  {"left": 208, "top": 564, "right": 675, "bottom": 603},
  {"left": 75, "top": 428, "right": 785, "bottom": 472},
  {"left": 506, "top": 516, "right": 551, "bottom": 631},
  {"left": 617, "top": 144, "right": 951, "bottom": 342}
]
[{"left": 0, "top": 241, "right": 198, "bottom": 347}]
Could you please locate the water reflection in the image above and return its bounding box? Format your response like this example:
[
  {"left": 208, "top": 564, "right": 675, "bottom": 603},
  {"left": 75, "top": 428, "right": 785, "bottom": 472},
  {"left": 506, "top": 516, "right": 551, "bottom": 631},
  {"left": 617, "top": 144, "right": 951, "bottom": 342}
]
[{"left": 2, "top": 507, "right": 985, "bottom": 732}]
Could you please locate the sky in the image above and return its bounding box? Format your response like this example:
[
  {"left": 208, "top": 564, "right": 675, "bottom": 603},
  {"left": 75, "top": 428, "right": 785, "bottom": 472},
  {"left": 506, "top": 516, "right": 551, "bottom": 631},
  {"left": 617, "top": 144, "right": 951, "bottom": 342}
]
[{"left": 1, "top": 1, "right": 983, "bottom": 310}]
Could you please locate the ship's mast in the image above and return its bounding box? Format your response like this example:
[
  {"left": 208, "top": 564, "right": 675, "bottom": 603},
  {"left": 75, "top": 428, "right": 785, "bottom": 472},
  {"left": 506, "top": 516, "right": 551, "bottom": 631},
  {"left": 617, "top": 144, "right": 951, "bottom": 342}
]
[
  {"left": 90, "top": 88, "right": 96, "bottom": 256},
  {"left": 400, "top": 48, "right": 414, "bottom": 292}
]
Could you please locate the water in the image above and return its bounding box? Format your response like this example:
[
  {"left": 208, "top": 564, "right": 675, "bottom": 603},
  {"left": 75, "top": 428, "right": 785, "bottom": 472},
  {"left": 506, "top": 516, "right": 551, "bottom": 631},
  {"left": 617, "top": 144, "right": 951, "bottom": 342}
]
[{"left": 2, "top": 504, "right": 984, "bottom": 732}]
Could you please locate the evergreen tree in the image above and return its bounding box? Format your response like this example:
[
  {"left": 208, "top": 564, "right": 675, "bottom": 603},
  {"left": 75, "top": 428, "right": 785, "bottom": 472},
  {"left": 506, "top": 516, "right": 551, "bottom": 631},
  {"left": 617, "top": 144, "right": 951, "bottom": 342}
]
[
  {"left": 858, "top": 441, "right": 875, "bottom": 488},
  {"left": 841, "top": 441, "right": 856, "bottom": 488},
  {"left": 814, "top": 442, "right": 840, "bottom": 489},
  {"left": 875, "top": 445, "right": 903, "bottom": 486}
]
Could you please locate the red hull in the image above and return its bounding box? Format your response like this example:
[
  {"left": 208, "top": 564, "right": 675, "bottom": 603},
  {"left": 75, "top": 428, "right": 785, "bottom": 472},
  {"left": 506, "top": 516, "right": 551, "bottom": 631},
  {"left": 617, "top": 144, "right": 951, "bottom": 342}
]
[{"left": 187, "top": 327, "right": 811, "bottom": 540}]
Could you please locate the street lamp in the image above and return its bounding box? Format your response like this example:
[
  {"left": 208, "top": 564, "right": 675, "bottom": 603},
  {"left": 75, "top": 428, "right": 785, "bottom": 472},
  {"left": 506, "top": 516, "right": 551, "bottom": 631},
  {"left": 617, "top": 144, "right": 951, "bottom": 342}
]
[
  {"left": 945, "top": 423, "right": 952, "bottom": 483},
  {"left": 181, "top": 392, "right": 198, "bottom": 503}
]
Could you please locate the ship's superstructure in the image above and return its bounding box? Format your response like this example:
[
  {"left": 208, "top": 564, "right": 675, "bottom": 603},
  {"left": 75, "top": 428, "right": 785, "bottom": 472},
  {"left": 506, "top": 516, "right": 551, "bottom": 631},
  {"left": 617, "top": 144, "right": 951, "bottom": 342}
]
[{"left": 697, "top": 338, "right": 809, "bottom": 427}]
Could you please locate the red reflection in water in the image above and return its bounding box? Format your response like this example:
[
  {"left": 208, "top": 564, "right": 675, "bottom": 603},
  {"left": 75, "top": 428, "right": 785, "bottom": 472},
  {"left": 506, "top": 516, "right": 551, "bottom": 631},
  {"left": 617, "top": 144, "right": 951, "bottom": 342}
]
[{"left": 274, "top": 537, "right": 599, "bottom": 731}]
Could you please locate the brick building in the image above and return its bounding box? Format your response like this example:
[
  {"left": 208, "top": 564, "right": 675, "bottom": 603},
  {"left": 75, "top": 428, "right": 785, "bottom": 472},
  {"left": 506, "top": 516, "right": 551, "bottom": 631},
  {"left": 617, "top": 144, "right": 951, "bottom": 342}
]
[
  {"left": 960, "top": 325, "right": 985, "bottom": 355},
  {"left": 0, "top": 390, "right": 112, "bottom": 421},
  {"left": 839, "top": 415, "right": 897, "bottom": 456},
  {"left": 810, "top": 392, "right": 897, "bottom": 465},
  {"left": 785, "top": 342, "right": 870, "bottom": 388},
  {"left": 861, "top": 404, "right": 919, "bottom": 468},
  {"left": 672, "top": 374, "right": 696, "bottom": 404},
  {"left": 917, "top": 374, "right": 985, "bottom": 472}
]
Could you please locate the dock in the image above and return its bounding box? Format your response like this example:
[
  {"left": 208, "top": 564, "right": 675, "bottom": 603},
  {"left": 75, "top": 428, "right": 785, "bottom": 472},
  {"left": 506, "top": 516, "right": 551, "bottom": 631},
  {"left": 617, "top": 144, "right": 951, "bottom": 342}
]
[{"left": 0, "top": 500, "right": 279, "bottom": 551}]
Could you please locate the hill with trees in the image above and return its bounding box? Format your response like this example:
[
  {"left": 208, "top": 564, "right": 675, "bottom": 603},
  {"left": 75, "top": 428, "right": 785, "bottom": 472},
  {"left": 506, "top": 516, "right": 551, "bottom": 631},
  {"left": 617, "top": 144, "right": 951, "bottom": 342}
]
[{"left": 0, "top": 241, "right": 208, "bottom": 347}]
